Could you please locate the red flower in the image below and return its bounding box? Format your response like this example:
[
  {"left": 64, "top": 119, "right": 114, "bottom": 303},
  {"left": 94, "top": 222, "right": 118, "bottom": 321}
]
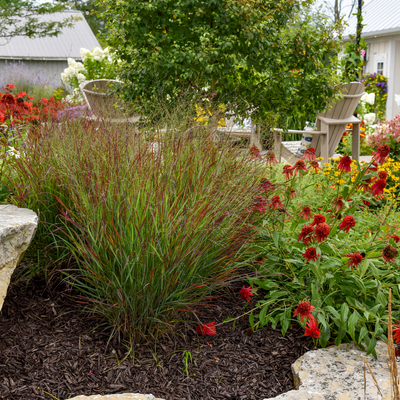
[
  {"left": 293, "top": 160, "right": 308, "bottom": 175},
  {"left": 8, "top": 84, "right": 14, "bottom": 89},
  {"left": 282, "top": 165, "right": 294, "bottom": 179},
  {"left": 378, "top": 170, "right": 388, "bottom": 180},
  {"left": 337, "top": 156, "right": 352, "bottom": 172},
  {"left": 290, "top": 189, "right": 296, "bottom": 198},
  {"left": 371, "top": 179, "right": 386, "bottom": 197},
  {"left": 338, "top": 216, "right": 356, "bottom": 233},
  {"left": 372, "top": 144, "right": 390, "bottom": 165},
  {"left": 252, "top": 196, "right": 267, "bottom": 214},
  {"left": 362, "top": 200, "right": 370, "bottom": 207},
  {"left": 196, "top": 322, "right": 217, "bottom": 336},
  {"left": 302, "top": 147, "right": 316, "bottom": 161},
  {"left": 249, "top": 145, "right": 262, "bottom": 160},
  {"left": 382, "top": 244, "right": 399, "bottom": 263},
  {"left": 393, "top": 321, "right": 400, "bottom": 344},
  {"left": 265, "top": 151, "right": 278, "bottom": 166},
  {"left": 314, "top": 222, "right": 330, "bottom": 242},
  {"left": 345, "top": 252, "right": 363, "bottom": 271},
  {"left": 300, "top": 206, "right": 312, "bottom": 220},
  {"left": 368, "top": 161, "right": 378, "bottom": 172},
  {"left": 304, "top": 318, "right": 321, "bottom": 339},
  {"left": 260, "top": 178, "right": 274, "bottom": 193},
  {"left": 302, "top": 247, "right": 320, "bottom": 263},
  {"left": 293, "top": 301, "right": 315, "bottom": 322},
  {"left": 240, "top": 286, "right": 255, "bottom": 303},
  {"left": 310, "top": 161, "right": 320, "bottom": 172},
  {"left": 388, "top": 234, "right": 400, "bottom": 243},
  {"left": 270, "top": 195, "right": 283, "bottom": 210},
  {"left": 311, "top": 214, "right": 326, "bottom": 227},
  {"left": 333, "top": 196, "right": 344, "bottom": 212},
  {"left": 298, "top": 225, "right": 314, "bottom": 245}
]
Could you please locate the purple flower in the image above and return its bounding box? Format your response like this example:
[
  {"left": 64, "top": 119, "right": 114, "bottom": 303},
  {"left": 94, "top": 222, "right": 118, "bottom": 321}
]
[
  {"left": 366, "top": 84, "right": 370, "bottom": 86},
  {"left": 380, "top": 91, "right": 382, "bottom": 93}
]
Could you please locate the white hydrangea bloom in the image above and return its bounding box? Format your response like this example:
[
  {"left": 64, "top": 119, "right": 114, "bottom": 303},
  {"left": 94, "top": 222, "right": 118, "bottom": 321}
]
[
  {"left": 93, "top": 55, "right": 103, "bottom": 62},
  {"left": 74, "top": 62, "right": 86, "bottom": 73},
  {"left": 80, "top": 48, "right": 92, "bottom": 61},
  {"left": 364, "top": 113, "right": 376, "bottom": 125},
  {"left": 360, "top": 92, "right": 375, "bottom": 105},
  {"left": 61, "top": 72, "right": 67, "bottom": 83},
  {"left": 92, "top": 47, "right": 104, "bottom": 61},
  {"left": 65, "top": 66, "right": 77, "bottom": 78},
  {"left": 68, "top": 58, "right": 78, "bottom": 68},
  {"left": 77, "top": 73, "right": 86, "bottom": 84},
  {"left": 103, "top": 47, "right": 110, "bottom": 56}
]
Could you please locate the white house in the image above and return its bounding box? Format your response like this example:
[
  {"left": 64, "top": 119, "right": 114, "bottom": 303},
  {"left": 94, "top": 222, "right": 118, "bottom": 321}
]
[
  {"left": 0, "top": 11, "right": 101, "bottom": 87},
  {"left": 344, "top": 0, "right": 400, "bottom": 121}
]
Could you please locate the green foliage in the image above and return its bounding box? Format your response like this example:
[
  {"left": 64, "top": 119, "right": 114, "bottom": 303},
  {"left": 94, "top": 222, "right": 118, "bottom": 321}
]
[
  {"left": 341, "top": 37, "right": 367, "bottom": 82},
  {"left": 359, "top": 73, "right": 388, "bottom": 122},
  {"left": 99, "top": 0, "right": 342, "bottom": 126},
  {"left": 5, "top": 104, "right": 266, "bottom": 341},
  {"left": 246, "top": 156, "right": 400, "bottom": 356},
  {"left": 0, "top": 0, "right": 79, "bottom": 40}
]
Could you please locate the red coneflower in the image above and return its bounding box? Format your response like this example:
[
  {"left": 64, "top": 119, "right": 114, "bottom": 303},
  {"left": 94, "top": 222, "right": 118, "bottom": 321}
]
[
  {"left": 298, "top": 224, "right": 314, "bottom": 245},
  {"left": 371, "top": 179, "right": 387, "bottom": 197},
  {"left": 388, "top": 234, "right": 400, "bottom": 243},
  {"left": 290, "top": 189, "right": 297, "bottom": 198},
  {"left": 362, "top": 200, "right": 370, "bottom": 207},
  {"left": 345, "top": 252, "right": 363, "bottom": 271},
  {"left": 270, "top": 195, "right": 283, "bottom": 209},
  {"left": 252, "top": 196, "right": 267, "bottom": 214},
  {"left": 311, "top": 214, "right": 326, "bottom": 226},
  {"left": 240, "top": 286, "right": 255, "bottom": 303},
  {"left": 337, "top": 156, "right": 352, "bottom": 172},
  {"left": 314, "top": 222, "right": 330, "bottom": 242},
  {"left": 300, "top": 206, "right": 312, "bottom": 220},
  {"left": 382, "top": 244, "right": 399, "bottom": 263},
  {"left": 361, "top": 177, "right": 373, "bottom": 192},
  {"left": 282, "top": 165, "right": 294, "bottom": 179},
  {"left": 333, "top": 196, "right": 344, "bottom": 212},
  {"left": 393, "top": 321, "right": 400, "bottom": 344},
  {"left": 378, "top": 170, "right": 388, "bottom": 180},
  {"left": 260, "top": 178, "right": 274, "bottom": 193},
  {"left": 338, "top": 215, "right": 356, "bottom": 233},
  {"left": 265, "top": 151, "right": 278, "bottom": 166},
  {"left": 368, "top": 161, "right": 379, "bottom": 172},
  {"left": 302, "top": 247, "right": 320, "bottom": 263},
  {"left": 303, "top": 147, "right": 317, "bottom": 161},
  {"left": 372, "top": 144, "right": 390, "bottom": 165},
  {"left": 196, "top": 322, "right": 217, "bottom": 336},
  {"left": 310, "top": 161, "right": 320, "bottom": 172},
  {"left": 304, "top": 318, "right": 321, "bottom": 339},
  {"left": 293, "top": 301, "right": 315, "bottom": 322},
  {"left": 293, "top": 159, "right": 308, "bottom": 174},
  {"left": 249, "top": 145, "right": 262, "bottom": 160}
]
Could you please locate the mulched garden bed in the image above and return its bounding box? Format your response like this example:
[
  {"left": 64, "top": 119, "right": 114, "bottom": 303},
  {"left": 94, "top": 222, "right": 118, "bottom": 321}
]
[{"left": 0, "top": 270, "right": 315, "bottom": 400}]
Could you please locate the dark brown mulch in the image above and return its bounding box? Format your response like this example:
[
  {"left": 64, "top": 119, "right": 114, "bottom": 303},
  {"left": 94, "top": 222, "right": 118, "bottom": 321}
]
[{"left": 0, "top": 273, "right": 315, "bottom": 400}]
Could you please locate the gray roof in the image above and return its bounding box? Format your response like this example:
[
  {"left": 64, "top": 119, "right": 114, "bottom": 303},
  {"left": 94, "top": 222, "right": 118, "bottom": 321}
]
[
  {"left": 0, "top": 11, "right": 101, "bottom": 60},
  {"left": 345, "top": 0, "right": 400, "bottom": 39}
]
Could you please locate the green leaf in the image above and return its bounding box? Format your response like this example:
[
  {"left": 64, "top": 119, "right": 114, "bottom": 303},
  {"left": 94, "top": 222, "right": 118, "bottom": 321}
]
[
  {"left": 335, "top": 328, "right": 347, "bottom": 346},
  {"left": 340, "top": 303, "right": 349, "bottom": 326},
  {"left": 324, "top": 306, "right": 341, "bottom": 320},
  {"left": 366, "top": 335, "right": 377, "bottom": 357},
  {"left": 319, "top": 323, "right": 331, "bottom": 348},
  {"left": 358, "top": 326, "right": 368, "bottom": 344},
  {"left": 273, "top": 231, "right": 280, "bottom": 248},
  {"left": 348, "top": 310, "right": 360, "bottom": 341},
  {"left": 259, "top": 304, "right": 268, "bottom": 327}
]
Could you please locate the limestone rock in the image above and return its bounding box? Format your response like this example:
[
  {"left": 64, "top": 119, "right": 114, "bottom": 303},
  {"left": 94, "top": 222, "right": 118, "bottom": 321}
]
[
  {"left": 68, "top": 394, "right": 164, "bottom": 400},
  {"left": 0, "top": 204, "right": 38, "bottom": 311},
  {"left": 265, "top": 341, "right": 395, "bottom": 399}
]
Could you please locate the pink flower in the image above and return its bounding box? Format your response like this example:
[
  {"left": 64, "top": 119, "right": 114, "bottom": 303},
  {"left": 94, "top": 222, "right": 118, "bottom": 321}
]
[{"left": 361, "top": 49, "right": 366, "bottom": 56}]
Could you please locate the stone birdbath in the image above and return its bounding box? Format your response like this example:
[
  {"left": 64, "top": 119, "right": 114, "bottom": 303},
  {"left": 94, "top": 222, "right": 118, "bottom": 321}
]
[{"left": 0, "top": 204, "right": 38, "bottom": 311}]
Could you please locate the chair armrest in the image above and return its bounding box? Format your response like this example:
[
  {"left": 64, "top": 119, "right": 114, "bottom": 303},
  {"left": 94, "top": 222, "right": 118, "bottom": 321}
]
[{"left": 273, "top": 128, "right": 327, "bottom": 135}]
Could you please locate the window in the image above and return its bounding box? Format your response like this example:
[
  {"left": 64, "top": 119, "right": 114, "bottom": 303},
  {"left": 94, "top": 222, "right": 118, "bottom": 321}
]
[
  {"left": 374, "top": 53, "right": 387, "bottom": 76},
  {"left": 377, "top": 61, "right": 384, "bottom": 75}
]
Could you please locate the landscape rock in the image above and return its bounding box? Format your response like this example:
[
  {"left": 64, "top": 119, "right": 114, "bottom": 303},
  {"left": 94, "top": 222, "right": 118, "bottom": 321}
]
[
  {"left": 68, "top": 394, "right": 164, "bottom": 400},
  {"left": 0, "top": 204, "right": 38, "bottom": 312},
  {"left": 265, "top": 341, "right": 394, "bottom": 400}
]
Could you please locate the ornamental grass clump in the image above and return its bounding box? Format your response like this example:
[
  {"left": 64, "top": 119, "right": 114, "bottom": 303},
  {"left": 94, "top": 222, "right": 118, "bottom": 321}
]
[{"left": 6, "top": 107, "right": 266, "bottom": 341}]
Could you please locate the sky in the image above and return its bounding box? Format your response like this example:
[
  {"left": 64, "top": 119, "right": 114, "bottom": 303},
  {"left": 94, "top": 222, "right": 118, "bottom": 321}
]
[{"left": 314, "top": 0, "right": 375, "bottom": 21}]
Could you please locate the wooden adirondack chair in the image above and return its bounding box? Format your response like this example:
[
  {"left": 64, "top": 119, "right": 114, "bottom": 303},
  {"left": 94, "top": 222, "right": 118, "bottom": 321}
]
[
  {"left": 273, "top": 82, "right": 365, "bottom": 163},
  {"left": 79, "top": 79, "right": 140, "bottom": 124}
]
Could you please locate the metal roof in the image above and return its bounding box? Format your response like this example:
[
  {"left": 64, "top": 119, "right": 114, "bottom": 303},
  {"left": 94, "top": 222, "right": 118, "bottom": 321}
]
[
  {"left": 344, "top": 0, "right": 400, "bottom": 39},
  {"left": 0, "top": 11, "right": 101, "bottom": 60}
]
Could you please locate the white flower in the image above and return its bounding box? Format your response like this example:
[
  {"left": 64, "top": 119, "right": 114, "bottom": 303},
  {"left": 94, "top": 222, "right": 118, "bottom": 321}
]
[
  {"left": 7, "top": 146, "right": 21, "bottom": 159},
  {"left": 360, "top": 92, "right": 375, "bottom": 105},
  {"left": 74, "top": 62, "right": 85, "bottom": 73},
  {"left": 61, "top": 72, "right": 67, "bottom": 82},
  {"left": 80, "top": 48, "right": 92, "bottom": 61},
  {"left": 103, "top": 47, "right": 110, "bottom": 56},
  {"left": 364, "top": 113, "right": 376, "bottom": 125},
  {"left": 92, "top": 47, "right": 104, "bottom": 61},
  {"left": 93, "top": 55, "right": 103, "bottom": 62},
  {"left": 64, "top": 66, "right": 77, "bottom": 78},
  {"left": 77, "top": 73, "right": 86, "bottom": 84},
  {"left": 67, "top": 58, "right": 78, "bottom": 68}
]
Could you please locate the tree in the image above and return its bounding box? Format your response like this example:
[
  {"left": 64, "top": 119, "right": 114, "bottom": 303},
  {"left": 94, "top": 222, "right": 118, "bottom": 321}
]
[
  {"left": 99, "top": 0, "right": 343, "bottom": 126},
  {"left": 0, "top": 0, "right": 79, "bottom": 44},
  {"left": 55, "top": 0, "right": 108, "bottom": 46}
]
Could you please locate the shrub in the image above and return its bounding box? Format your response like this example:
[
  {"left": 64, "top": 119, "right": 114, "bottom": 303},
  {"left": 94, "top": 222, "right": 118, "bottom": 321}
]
[
  {"left": 360, "top": 73, "right": 388, "bottom": 122},
  {"left": 5, "top": 109, "right": 266, "bottom": 341},
  {"left": 236, "top": 149, "right": 400, "bottom": 357}
]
